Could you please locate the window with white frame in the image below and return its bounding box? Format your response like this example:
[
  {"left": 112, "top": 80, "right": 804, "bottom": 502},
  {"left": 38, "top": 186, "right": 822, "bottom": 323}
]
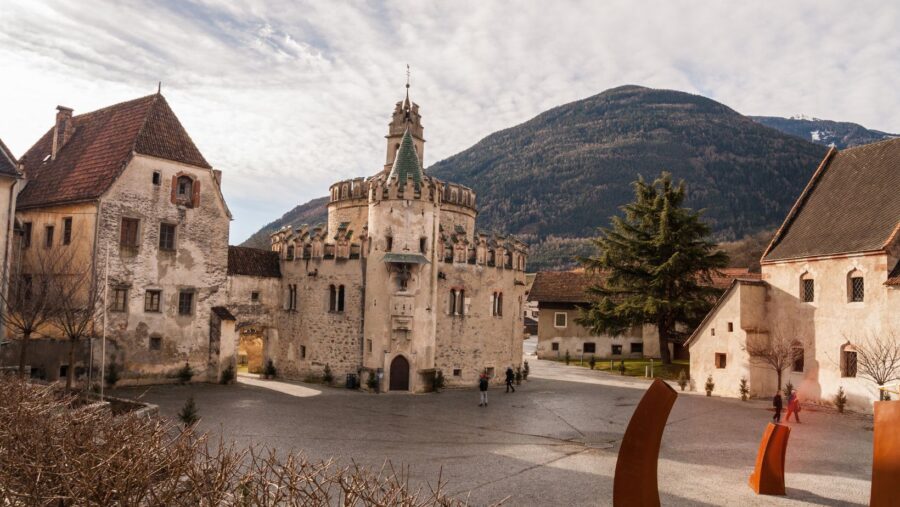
[{"left": 554, "top": 312, "right": 567, "bottom": 328}]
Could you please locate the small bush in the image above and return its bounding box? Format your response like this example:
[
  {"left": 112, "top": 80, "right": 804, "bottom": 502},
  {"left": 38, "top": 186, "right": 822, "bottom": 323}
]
[
  {"left": 705, "top": 375, "right": 715, "bottom": 396},
  {"left": 523, "top": 361, "right": 529, "bottom": 380},
  {"left": 177, "top": 363, "right": 193, "bottom": 384},
  {"left": 433, "top": 370, "right": 445, "bottom": 392},
  {"left": 323, "top": 364, "right": 334, "bottom": 385},
  {"left": 264, "top": 359, "right": 276, "bottom": 379},
  {"left": 220, "top": 364, "right": 235, "bottom": 385},
  {"left": 367, "top": 371, "right": 379, "bottom": 390},
  {"left": 783, "top": 380, "right": 794, "bottom": 399},
  {"left": 515, "top": 367, "right": 522, "bottom": 385},
  {"left": 589, "top": 356, "right": 596, "bottom": 370},
  {"left": 564, "top": 350, "right": 571, "bottom": 365},
  {"left": 835, "top": 386, "right": 847, "bottom": 413},
  {"left": 618, "top": 360, "right": 626, "bottom": 375},
  {"left": 104, "top": 362, "right": 120, "bottom": 388},
  {"left": 178, "top": 396, "right": 199, "bottom": 427},
  {"left": 677, "top": 370, "right": 688, "bottom": 391},
  {"left": 739, "top": 377, "right": 750, "bottom": 401}
]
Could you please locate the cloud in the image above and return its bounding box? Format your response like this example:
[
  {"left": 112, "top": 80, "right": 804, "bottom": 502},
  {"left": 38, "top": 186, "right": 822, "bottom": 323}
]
[{"left": 1, "top": 0, "right": 897, "bottom": 242}]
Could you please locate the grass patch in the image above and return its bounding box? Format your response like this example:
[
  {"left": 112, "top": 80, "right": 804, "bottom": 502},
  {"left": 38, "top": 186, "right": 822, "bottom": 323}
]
[{"left": 549, "top": 357, "right": 689, "bottom": 381}]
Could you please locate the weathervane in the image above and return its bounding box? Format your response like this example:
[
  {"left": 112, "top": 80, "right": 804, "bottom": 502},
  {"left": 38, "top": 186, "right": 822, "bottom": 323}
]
[{"left": 406, "top": 64, "right": 410, "bottom": 90}]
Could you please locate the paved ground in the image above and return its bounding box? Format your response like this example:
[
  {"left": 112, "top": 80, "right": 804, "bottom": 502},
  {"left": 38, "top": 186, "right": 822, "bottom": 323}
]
[{"left": 114, "top": 340, "right": 873, "bottom": 506}]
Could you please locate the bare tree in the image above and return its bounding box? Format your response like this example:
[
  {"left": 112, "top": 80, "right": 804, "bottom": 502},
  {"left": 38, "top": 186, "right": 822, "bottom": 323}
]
[
  {"left": 847, "top": 331, "right": 900, "bottom": 401},
  {"left": 744, "top": 324, "right": 802, "bottom": 391},
  {"left": 48, "top": 261, "right": 103, "bottom": 391},
  {"left": 0, "top": 242, "right": 64, "bottom": 377}
]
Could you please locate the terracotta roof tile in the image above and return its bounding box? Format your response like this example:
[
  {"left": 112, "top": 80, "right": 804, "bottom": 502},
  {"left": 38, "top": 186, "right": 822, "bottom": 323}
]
[
  {"left": 17, "top": 94, "right": 210, "bottom": 209},
  {"left": 765, "top": 138, "right": 900, "bottom": 261},
  {"left": 228, "top": 246, "right": 281, "bottom": 278}
]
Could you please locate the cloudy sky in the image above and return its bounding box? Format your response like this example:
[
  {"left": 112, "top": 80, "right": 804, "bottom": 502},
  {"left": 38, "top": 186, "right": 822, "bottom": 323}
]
[{"left": 1, "top": 1, "right": 898, "bottom": 242}]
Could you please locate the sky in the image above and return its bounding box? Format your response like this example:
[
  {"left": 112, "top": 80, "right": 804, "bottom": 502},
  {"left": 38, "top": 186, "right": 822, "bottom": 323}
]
[{"left": 1, "top": 1, "right": 898, "bottom": 243}]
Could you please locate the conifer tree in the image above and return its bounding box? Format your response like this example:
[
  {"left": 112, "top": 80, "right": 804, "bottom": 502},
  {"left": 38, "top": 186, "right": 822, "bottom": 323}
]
[
  {"left": 178, "top": 396, "right": 199, "bottom": 427},
  {"left": 579, "top": 172, "right": 728, "bottom": 364}
]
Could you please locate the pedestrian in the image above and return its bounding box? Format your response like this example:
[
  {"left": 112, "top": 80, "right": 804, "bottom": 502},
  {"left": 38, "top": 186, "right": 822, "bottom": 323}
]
[
  {"left": 523, "top": 361, "right": 530, "bottom": 380},
  {"left": 786, "top": 390, "right": 802, "bottom": 423},
  {"left": 772, "top": 391, "right": 783, "bottom": 423},
  {"left": 505, "top": 366, "right": 516, "bottom": 393},
  {"left": 478, "top": 372, "right": 489, "bottom": 407}
]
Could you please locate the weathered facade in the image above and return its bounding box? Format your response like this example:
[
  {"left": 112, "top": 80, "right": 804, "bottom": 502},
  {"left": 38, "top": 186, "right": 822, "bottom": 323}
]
[
  {"left": 688, "top": 139, "right": 900, "bottom": 412},
  {"left": 265, "top": 90, "right": 527, "bottom": 392}
]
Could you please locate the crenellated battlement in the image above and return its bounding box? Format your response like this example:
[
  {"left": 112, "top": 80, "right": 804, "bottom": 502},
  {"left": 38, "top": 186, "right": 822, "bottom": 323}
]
[
  {"left": 329, "top": 177, "right": 370, "bottom": 204},
  {"left": 271, "top": 223, "right": 366, "bottom": 263},
  {"left": 440, "top": 182, "right": 477, "bottom": 212},
  {"left": 438, "top": 225, "right": 527, "bottom": 272}
]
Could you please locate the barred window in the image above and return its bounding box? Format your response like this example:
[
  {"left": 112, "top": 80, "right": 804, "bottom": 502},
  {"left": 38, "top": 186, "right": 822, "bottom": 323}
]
[
  {"left": 802, "top": 278, "right": 814, "bottom": 302},
  {"left": 62, "top": 217, "right": 72, "bottom": 245},
  {"left": 850, "top": 276, "right": 864, "bottom": 302},
  {"left": 841, "top": 349, "right": 857, "bottom": 377},
  {"left": 554, "top": 312, "right": 567, "bottom": 328}
]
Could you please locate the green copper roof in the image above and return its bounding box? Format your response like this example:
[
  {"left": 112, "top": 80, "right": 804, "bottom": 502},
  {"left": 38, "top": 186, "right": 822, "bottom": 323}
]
[{"left": 388, "top": 129, "right": 423, "bottom": 190}]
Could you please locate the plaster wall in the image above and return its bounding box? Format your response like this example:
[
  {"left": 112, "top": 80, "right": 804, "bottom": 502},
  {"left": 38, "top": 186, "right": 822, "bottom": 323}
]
[{"left": 535, "top": 304, "right": 659, "bottom": 360}]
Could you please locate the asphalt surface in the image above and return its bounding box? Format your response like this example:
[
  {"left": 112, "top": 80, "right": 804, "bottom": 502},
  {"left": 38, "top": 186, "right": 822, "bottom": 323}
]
[{"left": 114, "top": 338, "right": 873, "bottom": 506}]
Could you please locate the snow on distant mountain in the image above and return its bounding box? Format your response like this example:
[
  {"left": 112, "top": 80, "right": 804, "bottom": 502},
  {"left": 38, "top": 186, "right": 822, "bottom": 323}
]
[{"left": 751, "top": 116, "right": 898, "bottom": 149}]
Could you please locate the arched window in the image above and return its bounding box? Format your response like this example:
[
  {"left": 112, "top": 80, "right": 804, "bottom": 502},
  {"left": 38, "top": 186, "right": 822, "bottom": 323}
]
[
  {"left": 176, "top": 175, "right": 193, "bottom": 198},
  {"left": 386, "top": 236, "right": 393, "bottom": 252},
  {"left": 841, "top": 343, "right": 857, "bottom": 377},
  {"left": 848, "top": 269, "right": 864, "bottom": 302},
  {"left": 791, "top": 341, "right": 804, "bottom": 372},
  {"left": 329, "top": 285, "right": 337, "bottom": 312},
  {"left": 286, "top": 245, "right": 294, "bottom": 261},
  {"left": 800, "top": 272, "right": 814, "bottom": 302},
  {"left": 457, "top": 289, "right": 465, "bottom": 316},
  {"left": 449, "top": 289, "right": 457, "bottom": 315},
  {"left": 341, "top": 185, "right": 348, "bottom": 199},
  {"left": 171, "top": 174, "right": 199, "bottom": 207}
]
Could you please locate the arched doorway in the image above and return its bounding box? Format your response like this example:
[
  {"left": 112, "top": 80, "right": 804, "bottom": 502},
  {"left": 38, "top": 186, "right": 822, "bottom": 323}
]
[
  {"left": 389, "top": 355, "right": 410, "bottom": 391},
  {"left": 237, "top": 326, "right": 265, "bottom": 374}
]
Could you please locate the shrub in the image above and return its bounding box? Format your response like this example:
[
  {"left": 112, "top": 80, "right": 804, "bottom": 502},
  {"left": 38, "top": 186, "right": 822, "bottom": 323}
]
[
  {"left": 220, "top": 364, "right": 235, "bottom": 385},
  {"left": 618, "top": 360, "right": 626, "bottom": 375},
  {"left": 835, "top": 386, "right": 847, "bottom": 413},
  {"left": 178, "top": 396, "right": 199, "bottom": 427},
  {"left": 515, "top": 367, "right": 522, "bottom": 385},
  {"left": 433, "top": 370, "right": 445, "bottom": 392},
  {"left": 783, "top": 380, "right": 794, "bottom": 399},
  {"left": 104, "top": 362, "right": 120, "bottom": 388},
  {"left": 367, "top": 371, "right": 379, "bottom": 390},
  {"left": 739, "top": 377, "right": 750, "bottom": 401},
  {"left": 705, "top": 375, "right": 715, "bottom": 396},
  {"left": 323, "top": 364, "right": 334, "bottom": 385},
  {"left": 176, "top": 362, "right": 193, "bottom": 384},
  {"left": 677, "top": 370, "right": 688, "bottom": 391},
  {"left": 564, "top": 350, "right": 571, "bottom": 365},
  {"left": 264, "top": 359, "right": 276, "bottom": 379},
  {"left": 589, "top": 356, "right": 596, "bottom": 370},
  {"left": 523, "top": 361, "right": 530, "bottom": 380}
]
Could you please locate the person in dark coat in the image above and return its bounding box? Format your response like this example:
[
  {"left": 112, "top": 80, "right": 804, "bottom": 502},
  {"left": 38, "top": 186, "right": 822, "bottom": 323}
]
[
  {"left": 505, "top": 366, "right": 516, "bottom": 393},
  {"left": 773, "top": 391, "right": 783, "bottom": 423},
  {"left": 478, "top": 372, "right": 489, "bottom": 407}
]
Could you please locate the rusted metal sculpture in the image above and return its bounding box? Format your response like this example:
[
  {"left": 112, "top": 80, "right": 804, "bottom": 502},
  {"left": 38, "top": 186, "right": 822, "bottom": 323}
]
[
  {"left": 613, "top": 378, "right": 678, "bottom": 507},
  {"left": 871, "top": 400, "right": 900, "bottom": 506},
  {"left": 748, "top": 422, "right": 790, "bottom": 495}
]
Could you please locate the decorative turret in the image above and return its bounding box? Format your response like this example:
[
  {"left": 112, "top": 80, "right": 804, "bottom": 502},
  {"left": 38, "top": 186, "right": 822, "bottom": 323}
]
[
  {"left": 385, "top": 74, "right": 425, "bottom": 170},
  {"left": 388, "top": 129, "right": 424, "bottom": 191}
]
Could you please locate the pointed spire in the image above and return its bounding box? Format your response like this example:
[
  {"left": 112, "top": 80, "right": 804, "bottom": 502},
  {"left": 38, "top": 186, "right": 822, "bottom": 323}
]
[
  {"left": 388, "top": 128, "right": 423, "bottom": 190},
  {"left": 403, "top": 64, "right": 411, "bottom": 109}
]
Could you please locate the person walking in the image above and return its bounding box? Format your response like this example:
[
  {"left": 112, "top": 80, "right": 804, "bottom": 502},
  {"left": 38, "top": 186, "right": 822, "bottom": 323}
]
[
  {"left": 478, "top": 372, "right": 489, "bottom": 407},
  {"left": 772, "top": 391, "right": 783, "bottom": 423},
  {"left": 786, "top": 390, "right": 802, "bottom": 423},
  {"left": 505, "top": 366, "right": 516, "bottom": 393}
]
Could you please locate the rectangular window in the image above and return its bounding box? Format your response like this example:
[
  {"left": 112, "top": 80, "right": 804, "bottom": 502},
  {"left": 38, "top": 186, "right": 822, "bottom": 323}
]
[
  {"left": 62, "top": 217, "right": 72, "bottom": 245},
  {"left": 44, "top": 225, "right": 54, "bottom": 248},
  {"left": 144, "top": 290, "right": 161, "bottom": 312},
  {"left": 554, "top": 312, "right": 567, "bottom": 328},
  {"left": 152, "top": 171, "right": 161, "bottom": 185},
  {"left": 485, "top": 367, "right": 495, "bottom": 378},
  {"left": 120, "top": 217, "right": 140, "bottom": 250},
  {"left": 419, "top": 237, "right": 427, "bottom": 254},
  {"left": 159, "top": 223, "right": 176, "bottom": 251},
  {"left": 366, "top": 339, "right": 372, "bottom": 354},
  {"left": 22, "top": 222, "right": 32, "bottom": 249},
  {"left": 149, "top": 335, "right": 162, "bottom": 351},
  {"left": 711, "top": 328, "right": 716, "bottom": 336},
  {"left": 300, "top": 345, "right": 306, "bottom": 359},
  {"left": 386, "top": 236, "right": 393, "bottom": 252},
  {"left": 850, "top": 277, "right": 864, "bottom": 302},
  {"left": 178, "top": 291, "right": 194, "bottom": 315},
  {"left": 802, "top": 279, "right": 814, "bottom": 302},
  {"left": 631, "top": 342, "right": 644, "bottom": 354},
  {"left": 842, "top": 351, "right": 857, "bottom": 378},
  {"left": 715, "top": 353, "right": 727, "bottom": 369},
  {"left": 111, "top": 288, "right": 127, "bottom": 312},
  {"left": 583, "top": 342, "right": 596, "bottom": 354},
  {"left": 792, "top": 349, "right": 804, "bottom": 372},
  {"left": 551, "top": 342, "right": 559, "bottom": 351},
  {"left": 612, "top": 344, "right": 623, "bottom": 355},
  {"left": 727, "top": 322, "right": 734, "bottom": 332},
  {"left": 251, "top": 291, "right": 260, "bottom": 302},
  {"left": 453, "top": 368, "right": 462, "bottom": 377}
]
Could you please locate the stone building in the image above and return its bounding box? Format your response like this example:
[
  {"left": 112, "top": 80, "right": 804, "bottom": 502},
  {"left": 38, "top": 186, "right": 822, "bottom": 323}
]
[
  {"left": 687, "top": 138, "right": 900, "bottom": 411},
  {"left": 265, "top": 90, "right": 528, "bottom": 392},
  {"left": 8, "top": 94, "right": 231, "bottom": 383},
  {"left": 529, "top": 269, "right": 757, "bottom": 362}
]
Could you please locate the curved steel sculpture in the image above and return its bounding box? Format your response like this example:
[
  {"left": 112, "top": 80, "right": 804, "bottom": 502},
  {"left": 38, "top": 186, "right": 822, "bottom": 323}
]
[
  {"left": 613, "top": 378, "right": 678, "bottom": 507},
  {"left": 871, "top": 400, "right": 900, "bottom": 506},
  {"left": 748, "top": 422, "right": 790, "bottom": 495}
]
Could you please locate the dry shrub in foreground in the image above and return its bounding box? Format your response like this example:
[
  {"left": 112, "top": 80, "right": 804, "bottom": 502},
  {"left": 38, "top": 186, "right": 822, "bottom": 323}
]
[{"left": 0, "top": 376, "right": 490, "bottom": 506}]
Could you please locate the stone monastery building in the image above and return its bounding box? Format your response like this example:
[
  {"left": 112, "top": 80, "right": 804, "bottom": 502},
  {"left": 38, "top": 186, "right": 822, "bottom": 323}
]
[
  {"left": 0, "top": 88, "right": 527, "bottom": 393},
  {"left": 688, "top": 138, "right": 900, "bottom": 412}
]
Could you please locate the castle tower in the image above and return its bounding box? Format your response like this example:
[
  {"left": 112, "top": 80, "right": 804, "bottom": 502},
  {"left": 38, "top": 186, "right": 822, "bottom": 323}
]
[
  {"left": 365, "top": 98, "right": 440, "bottom": 392},
  {"left": 384, "top": 81, "right": 425, "bottom": 171}
]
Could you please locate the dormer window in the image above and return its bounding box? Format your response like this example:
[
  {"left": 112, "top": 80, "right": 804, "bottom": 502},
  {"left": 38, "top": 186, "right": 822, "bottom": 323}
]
[
  {"left": 177, "top": 176, "right": 192, "bottom": 197},
  {"left": 170, "top": 173, "right": 199, "bottom": 208}
]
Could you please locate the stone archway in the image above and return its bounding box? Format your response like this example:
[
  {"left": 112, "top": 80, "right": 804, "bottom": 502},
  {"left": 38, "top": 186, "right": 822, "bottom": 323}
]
[
  {"left": 237, "top": 325, "right": 265, "bottom": 374},
  {"left": 389, "top": 355, "right": 410, "bottom": 391}
]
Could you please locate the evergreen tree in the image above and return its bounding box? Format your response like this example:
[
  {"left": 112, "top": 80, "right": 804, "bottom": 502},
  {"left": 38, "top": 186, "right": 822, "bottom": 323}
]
[
  {"left": 178, "top": 396, "right": 199, "bottom": 427},
  {"left": 579, "top": 173, "right": 728, "bottom": 364}
]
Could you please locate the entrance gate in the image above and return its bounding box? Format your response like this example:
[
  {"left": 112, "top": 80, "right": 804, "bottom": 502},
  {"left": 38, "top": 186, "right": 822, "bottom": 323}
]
[{"left": 389, "top": 355, "right": 410, "bottom": 391}]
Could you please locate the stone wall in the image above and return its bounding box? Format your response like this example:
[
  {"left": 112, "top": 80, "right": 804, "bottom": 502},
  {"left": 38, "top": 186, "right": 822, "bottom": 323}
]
[{"left": 535, "top": 303, "right": 659, "bottom": 361}]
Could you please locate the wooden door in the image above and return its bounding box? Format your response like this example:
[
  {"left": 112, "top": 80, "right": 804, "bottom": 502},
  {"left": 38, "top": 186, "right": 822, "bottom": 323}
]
[{"left": 389, "top": 355, "right": 410, "bottom": 391}]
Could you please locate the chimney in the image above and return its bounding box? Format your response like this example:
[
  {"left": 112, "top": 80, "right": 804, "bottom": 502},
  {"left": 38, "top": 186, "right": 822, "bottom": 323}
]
[{"left": 51, "top": 105, "right": 74, "bottom": 160}]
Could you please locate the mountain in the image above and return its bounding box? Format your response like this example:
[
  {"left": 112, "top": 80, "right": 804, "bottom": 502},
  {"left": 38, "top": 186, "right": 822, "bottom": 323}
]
[
  {"left": 243, "top": 85, "right": 830, "bottom": 268},
  {"left": 242, "top": 196, "right": 328, "bottom": 249},
  {"left": 750, "top": 116, "right": 897, "bottom": 149}
]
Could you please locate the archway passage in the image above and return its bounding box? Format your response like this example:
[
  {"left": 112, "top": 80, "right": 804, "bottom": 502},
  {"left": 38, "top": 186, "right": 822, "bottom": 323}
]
[
  {"left": 238, "top": 327, "right": 265, "bottom": 374},
  {"left": 390, "top": 355, "right": 410, "bottom": 391}
]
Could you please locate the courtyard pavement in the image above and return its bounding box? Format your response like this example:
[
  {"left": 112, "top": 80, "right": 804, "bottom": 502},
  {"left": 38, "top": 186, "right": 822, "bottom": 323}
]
[{"left": 114, "top": 341, "right": 873, "bottom": 506}]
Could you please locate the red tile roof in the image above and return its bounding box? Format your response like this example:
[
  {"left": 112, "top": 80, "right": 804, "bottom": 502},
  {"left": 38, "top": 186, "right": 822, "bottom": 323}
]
[
  {"left": 228, "top": 246, "right": 281, "bottom": 278},
  {"left": 887, "top": 260, "right": 900, "bottom": 286},
  {"left": 528, "top": 268, "right": 759, "bottom": 304},
  {"left": 0, "top": 138, "right": 19, "bottom": 178},
  {"left": 17, "top": 94, "right": 210, "bottom": 209}
]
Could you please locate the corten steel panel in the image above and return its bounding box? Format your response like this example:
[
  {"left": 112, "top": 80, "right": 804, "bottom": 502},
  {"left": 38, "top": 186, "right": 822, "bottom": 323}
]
[
  {"left": 871, "top": 401, "right": 900, "bottom": 506},
  {"left": 613, "top": 378, "right": 678, "bottom": 507},
  {"left": 748, "top": 423, "right": 790, "bottom": 495}
]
